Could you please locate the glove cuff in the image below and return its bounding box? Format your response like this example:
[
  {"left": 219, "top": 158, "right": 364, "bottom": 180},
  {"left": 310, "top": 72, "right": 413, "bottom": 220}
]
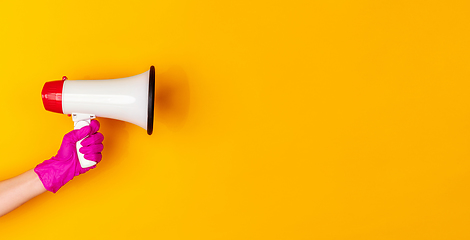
[{"left": 34, "top": 157, "right": 72, "bottom": 193}]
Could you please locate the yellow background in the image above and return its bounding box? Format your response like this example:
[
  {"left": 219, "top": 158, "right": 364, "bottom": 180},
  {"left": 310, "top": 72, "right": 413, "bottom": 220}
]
[{"left": 1, "top": 0, "right": 470, "bottom": 239}]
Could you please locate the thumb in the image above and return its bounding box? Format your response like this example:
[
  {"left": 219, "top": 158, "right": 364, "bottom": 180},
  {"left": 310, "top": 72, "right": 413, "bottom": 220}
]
[{"left": 65, "top": 125, "right": 92, "bottom": 143}]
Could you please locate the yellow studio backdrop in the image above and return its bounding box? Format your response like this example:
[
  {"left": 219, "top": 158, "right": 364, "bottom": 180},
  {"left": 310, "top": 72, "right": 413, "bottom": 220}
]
[{"left": 0, "top": 0, "right": 470, "bottom": 239}]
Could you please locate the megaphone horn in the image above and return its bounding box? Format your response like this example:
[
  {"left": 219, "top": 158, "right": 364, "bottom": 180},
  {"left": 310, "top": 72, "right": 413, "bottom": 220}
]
[{"left": 41, "top": 66, "right": 155, "bottom": 168}]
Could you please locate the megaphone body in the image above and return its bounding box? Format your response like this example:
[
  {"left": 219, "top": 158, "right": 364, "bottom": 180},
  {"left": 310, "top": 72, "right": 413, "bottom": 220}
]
[{"left": 41, "top": 66, "right": 155, "bottom": 168}]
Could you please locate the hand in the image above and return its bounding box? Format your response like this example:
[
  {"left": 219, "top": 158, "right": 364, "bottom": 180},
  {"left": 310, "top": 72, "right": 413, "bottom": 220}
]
[{"left": 34, "top": 120, "right": 104, "bottom": 193}]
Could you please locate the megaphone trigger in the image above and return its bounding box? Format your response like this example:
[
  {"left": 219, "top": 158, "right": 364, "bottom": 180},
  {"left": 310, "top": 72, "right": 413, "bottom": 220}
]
[{"left": 72, "top": 113, "right": 96, "bottom": 125}]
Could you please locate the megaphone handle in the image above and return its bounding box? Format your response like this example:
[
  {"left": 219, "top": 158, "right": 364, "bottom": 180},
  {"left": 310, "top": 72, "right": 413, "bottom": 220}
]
[{"left": 73, "top": 115, "right": 97, "bottom": 168}]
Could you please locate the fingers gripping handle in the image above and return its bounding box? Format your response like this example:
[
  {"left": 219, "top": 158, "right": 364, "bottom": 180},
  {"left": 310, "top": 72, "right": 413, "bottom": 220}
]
[{"left": 72, "top": 113, "right": 96, "bottom": 168}]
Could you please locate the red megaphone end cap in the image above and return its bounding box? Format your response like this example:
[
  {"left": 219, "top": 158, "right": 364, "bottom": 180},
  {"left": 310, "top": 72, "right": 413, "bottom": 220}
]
[{"left": 41, "top": 80, "right": 64, "bottom": 114}]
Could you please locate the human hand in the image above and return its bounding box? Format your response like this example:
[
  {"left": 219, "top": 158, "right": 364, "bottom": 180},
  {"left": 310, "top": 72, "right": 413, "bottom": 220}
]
[{"left": 34, "top": 120, "right": 104, "bottom": 193}]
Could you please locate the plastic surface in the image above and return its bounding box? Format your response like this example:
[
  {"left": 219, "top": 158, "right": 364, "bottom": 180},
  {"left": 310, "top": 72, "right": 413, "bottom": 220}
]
[
  {"left": 62, "top": 69, "right": 151, "bottom": 131},
  {"left": 73, "top": 113, "right": 97, "bottom": 168},
  {"left": 34, "top": 120, "right": 103, "bottom": 193},
  {"left": 41, "top": 80, "right": 64, "bottom": 113}
]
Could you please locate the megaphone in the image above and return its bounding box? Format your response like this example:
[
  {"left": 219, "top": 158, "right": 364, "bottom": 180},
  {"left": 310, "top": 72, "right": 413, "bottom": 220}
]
[{"left": 41, "top": 66, "right": 155, "bottom": 168}]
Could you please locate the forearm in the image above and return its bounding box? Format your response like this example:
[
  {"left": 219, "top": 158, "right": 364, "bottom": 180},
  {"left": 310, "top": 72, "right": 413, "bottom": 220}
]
[{"left": 0, "top": 169, "right": 46, "bottom": 217}]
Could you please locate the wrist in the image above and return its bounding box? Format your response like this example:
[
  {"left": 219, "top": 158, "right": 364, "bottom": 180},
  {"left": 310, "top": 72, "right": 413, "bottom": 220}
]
[
  {"left": 27, "top": 169, "right": 47, "bottom": 194},
  {"left": 34, "top": 157, "right": 76, "bottom": 193}
]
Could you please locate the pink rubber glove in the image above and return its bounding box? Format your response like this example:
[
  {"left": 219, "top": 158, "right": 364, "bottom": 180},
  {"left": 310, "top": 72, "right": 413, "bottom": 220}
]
[{"left": 34, "top": 119, "right": 104, "bottom": 193}]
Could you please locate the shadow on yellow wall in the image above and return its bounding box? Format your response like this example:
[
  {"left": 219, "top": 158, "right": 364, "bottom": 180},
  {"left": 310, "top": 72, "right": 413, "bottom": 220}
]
[{"left": 155, "top": 67, "right": 190, "bottom": 131}]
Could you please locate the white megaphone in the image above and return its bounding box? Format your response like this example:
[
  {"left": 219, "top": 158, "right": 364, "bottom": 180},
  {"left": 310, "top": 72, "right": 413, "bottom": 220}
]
[{"left": 41, "top": 66, "right": 155, "bottom": 168}]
